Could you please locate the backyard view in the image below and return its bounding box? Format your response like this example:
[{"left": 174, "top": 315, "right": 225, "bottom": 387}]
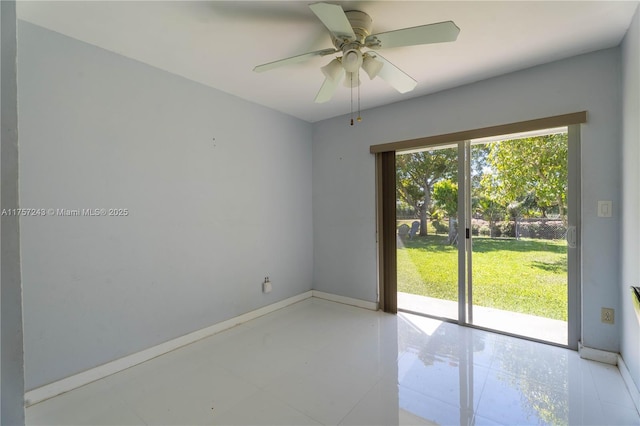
[
  {"left": 397, "top": 234, "right": 567, "bottom": 320},
  {"left": 396, "top": 131, "right": 569, "bottom": 324}
]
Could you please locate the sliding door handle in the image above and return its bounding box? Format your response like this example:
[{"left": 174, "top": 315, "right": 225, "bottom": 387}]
[{"left": 566, "top": 226, "right": 577, "bottom": 248}]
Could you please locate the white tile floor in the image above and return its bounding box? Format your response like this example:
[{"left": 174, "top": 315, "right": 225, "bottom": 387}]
[{"left": 27, "top": 298, "right": 640, "bottom": 426}]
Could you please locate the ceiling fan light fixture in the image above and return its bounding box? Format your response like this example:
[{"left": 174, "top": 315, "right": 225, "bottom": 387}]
[
  {"left": 362, "top": 54, "right": 384, "bottom": 79},
  {"left": 321, "top": 58, "right": 344, "bottom": 82},
  {"left": 343, "top": 71, "right": 361, "bottom": 88},
  {"left": 342, "top": 49, "right": 363, "bottom": 73}
]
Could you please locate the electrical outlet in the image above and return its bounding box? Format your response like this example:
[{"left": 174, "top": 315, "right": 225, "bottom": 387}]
[
  {"left": 262, "top": 276, "right": 272, "bottom": 294},
  {"left": 601, "top": 307, "right": 614, "bottom": 324}
]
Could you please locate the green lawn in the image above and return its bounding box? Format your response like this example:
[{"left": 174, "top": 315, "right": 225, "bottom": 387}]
[{"left": 398, "top": 235, "right": 568, "bottom": 320}]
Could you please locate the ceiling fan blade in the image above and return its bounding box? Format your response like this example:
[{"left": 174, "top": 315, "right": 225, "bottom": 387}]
[
  {"left": 254, "top": 48, "right": 337, "bottom": 73},
  {"left": 309, "top": 3, "right": 356, "bottom": 41},
  {"left": 366, "top": 21, "right": 460, "bottom": 50},
  {"left": 371, "top": 53, "right": 417, "bottom": 94},
  {"left": 315, "top": 73, "right": 343, "bottom": 103}
]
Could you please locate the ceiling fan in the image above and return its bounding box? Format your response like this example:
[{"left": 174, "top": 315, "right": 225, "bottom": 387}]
[{"left": 253, "top": 2, "right": 460, "bottom": 104}]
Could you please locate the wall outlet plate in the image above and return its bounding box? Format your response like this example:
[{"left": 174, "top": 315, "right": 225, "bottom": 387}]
[
  {"left": 597, "top": 201, "right": 612, "bottom": 217},
  {"left": 601, "top": 307, "right": 614, "bottom": 324}
]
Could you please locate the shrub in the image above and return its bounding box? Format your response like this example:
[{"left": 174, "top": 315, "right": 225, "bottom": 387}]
[
  {"left": 499, "top": 221, "right": 515, "bottom": 238},
  {"left": 482, "top": 220, "right": 567, "bottom": 240},
  {"left": 432, "top": 220, "right": 448, "bottom": 234},
  {"left": 519, "top": 220, "right": 566, "bottom": 240},
  {"left": 519, "top": 222, "right": 541, "bottom": 239}
]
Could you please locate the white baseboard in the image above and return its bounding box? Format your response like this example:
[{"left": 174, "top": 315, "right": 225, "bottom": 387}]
[
  {"left": 578, "top": 342, "right": 619, "bottom": 365},
  {"left": 312, "top": 290, "right": 378, "bottom": 311},
  {"left": 25, "top": 290, "right": 313, "bottom": 407},
  {"left": 618, "top": 354, "right": 640, "bottom": 414}
]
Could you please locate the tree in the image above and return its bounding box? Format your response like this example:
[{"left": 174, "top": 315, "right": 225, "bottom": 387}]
[
  {"left": 473, "top": 158, "right": 506, "bottom": 238},
  {"left": 475, "top": 196, "right": 504, "bottom": 238},
  {"left": 481, "top": 133, "right": 568, "bottom": 223},
  {"left": 470, "top": 144, "right": 491, "bottom": 193},
  {"left": 396, "top": 149, "right": 458, "bottom": 236},
  {"left": 432, "top": 180, "right": 458, "bottom": 244}
]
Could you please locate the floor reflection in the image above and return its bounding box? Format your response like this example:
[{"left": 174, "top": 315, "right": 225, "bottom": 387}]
[
  {"left": 396, "top": 313, "right": 576, "bottom": 425},
  {"left": 483, "top": 337, "right": 570, "bottom": 425},
  {"left": 24, "top": 299, "right": 639, "bottom": 426},
  {"left": 397, "top": 314, "right": 485, "bottom": 425}
]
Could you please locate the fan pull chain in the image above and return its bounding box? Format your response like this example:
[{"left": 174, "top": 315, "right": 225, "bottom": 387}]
[
  {"left": 357, "top": 71, "right": 362, "bottom": 123},
  {"left": 350, "top": 73, "right": 354, "bottom": 126}
]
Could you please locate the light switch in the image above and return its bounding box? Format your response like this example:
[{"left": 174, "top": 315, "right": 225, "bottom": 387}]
[{"left": 597, "top": 201, "right": 612, "bottom": 217}]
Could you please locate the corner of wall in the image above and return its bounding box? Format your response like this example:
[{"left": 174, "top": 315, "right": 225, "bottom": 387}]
[
  {"left": 1, "top": 1, "right": 26, "bottom": 424},
  {"left": 620, "top": 1, "right": 640, "bottom": 396}
]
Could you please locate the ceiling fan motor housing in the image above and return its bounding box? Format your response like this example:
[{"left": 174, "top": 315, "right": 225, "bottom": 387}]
[
  {"left": 329, "top": 10, "right": 372, "bottom": 74},
  {"left": 331, "top": 10, "right": 373, "bottom": 47}
]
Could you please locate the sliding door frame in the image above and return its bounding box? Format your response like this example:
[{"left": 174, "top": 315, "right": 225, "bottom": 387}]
[
  {"left": 373, "top": 112, "right": 586, "bottom": 348},
  {"left": 567, "top": 124, "right": 582, "bottom": 349},
  {"left": 458, "top": 141, "right": 468, "bottom": 323}
]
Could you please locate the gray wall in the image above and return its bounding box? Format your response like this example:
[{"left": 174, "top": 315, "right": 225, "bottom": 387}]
[
  {"left": 1, "top": 1, "right": 25, "bottom": 424},
  {"left": 621, "top": 6, "right": 640, "bottom": 393},
  {"left": 313, "top": 48, "right": 622, "bottom": 353},
  {"left": 18, "top": 22, "right": 313, "bottom": 390}
]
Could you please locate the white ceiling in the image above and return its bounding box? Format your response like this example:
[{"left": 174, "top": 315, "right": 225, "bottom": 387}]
[{"left": 17, "top": 1, "right": 639, "bottom": 123}]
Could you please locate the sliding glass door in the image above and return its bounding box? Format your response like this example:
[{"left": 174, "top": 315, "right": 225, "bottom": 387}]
[{"left": 395, "top": 127, "right": 578, "bottom": 347}]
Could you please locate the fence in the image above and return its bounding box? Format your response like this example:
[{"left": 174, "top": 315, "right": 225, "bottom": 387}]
[
  {"left": 398, "top": 215, "right": 567, "bottom": 240},
  {"left": 474, "top": 218, "right": 566, "bottom": 240},
  {"left": 423, "top": 218, "right": 567, "bottom": 240}
]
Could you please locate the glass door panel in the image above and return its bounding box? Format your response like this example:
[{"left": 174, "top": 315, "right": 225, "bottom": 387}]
[
  {"left": 468, "top": 131, "right": 569, "bottom": 345},
  {"left": 396, "top": 145, "right": 460, "bottom": 321}
]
